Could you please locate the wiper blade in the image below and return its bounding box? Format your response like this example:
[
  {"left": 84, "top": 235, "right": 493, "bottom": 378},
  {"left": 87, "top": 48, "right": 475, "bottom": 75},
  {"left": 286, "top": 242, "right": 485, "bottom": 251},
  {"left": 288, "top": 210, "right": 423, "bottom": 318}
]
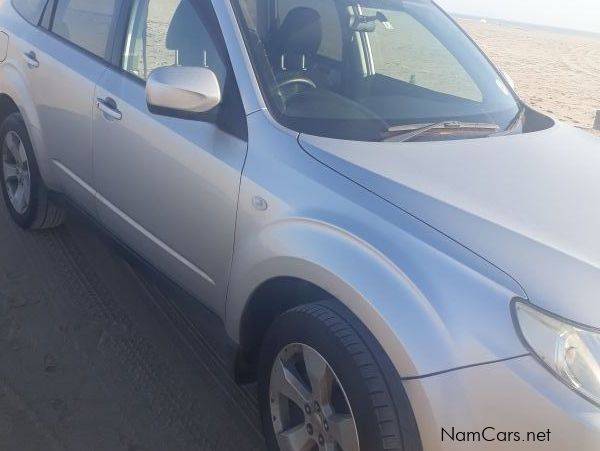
[
  {"left": 490, "top": 106, "right": 525, "bottom": 137},
  {"left": 383, "top": 121, "right": 500, "bottom": 142}
]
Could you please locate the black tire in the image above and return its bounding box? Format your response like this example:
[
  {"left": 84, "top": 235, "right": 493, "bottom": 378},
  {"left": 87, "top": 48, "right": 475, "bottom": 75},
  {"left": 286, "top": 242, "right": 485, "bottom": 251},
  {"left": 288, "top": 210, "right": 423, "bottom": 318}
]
[
  {"left": 258, "top": 301, "right": 422, "bottom": 451},
  {"left": 0, "top": 112, "right": 63, "bottom": 230}
]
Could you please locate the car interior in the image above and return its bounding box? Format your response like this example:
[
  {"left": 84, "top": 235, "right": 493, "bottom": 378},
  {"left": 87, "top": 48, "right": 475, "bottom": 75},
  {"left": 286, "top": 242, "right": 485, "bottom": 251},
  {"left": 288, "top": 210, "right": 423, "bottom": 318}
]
[
  {"left": 238, "top": 0, "right": 516, "bottom": 138},
  {"left": 51, "top": 0, "right": 117, "bottom": 58},
  {"left": 166, "top": 0, "right": 227, "bottom": 85}
]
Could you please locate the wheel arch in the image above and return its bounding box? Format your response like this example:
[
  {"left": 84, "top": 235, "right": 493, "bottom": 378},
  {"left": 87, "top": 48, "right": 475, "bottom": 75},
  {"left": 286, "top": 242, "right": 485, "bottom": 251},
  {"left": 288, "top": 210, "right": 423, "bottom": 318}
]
[
  {"left": 227, "top": 218, "right": 454, "bottom": 384},
  {"left": 235, "top": 276, "right": 334, "bottom": 382},
  {"left": 0, "top": 93, "right": 19, "bottom": 124},
  {"left": 0, "top": 64, "right": 56, "bottom": 188}
]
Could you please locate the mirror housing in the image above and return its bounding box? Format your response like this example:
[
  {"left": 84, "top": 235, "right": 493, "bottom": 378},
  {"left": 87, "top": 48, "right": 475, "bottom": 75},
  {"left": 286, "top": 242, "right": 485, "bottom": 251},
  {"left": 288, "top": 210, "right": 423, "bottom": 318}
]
[{"left": 146, "top": 66, "right": 221, "bottom": 115}]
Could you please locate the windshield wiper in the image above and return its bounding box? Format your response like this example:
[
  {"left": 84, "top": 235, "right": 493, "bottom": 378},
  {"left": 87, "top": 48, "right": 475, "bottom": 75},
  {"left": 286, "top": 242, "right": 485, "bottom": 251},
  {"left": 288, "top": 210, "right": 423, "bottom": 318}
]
[
  {"left": 382, "top": 121, "right": 500, "bottom": 142},
  {"left": 490, "top": 105, "right": 526, "bottom": 137}
]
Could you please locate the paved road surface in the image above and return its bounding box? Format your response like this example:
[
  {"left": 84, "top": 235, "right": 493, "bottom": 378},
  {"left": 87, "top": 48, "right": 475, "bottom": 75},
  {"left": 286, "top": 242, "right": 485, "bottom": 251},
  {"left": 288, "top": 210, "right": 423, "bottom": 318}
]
[{"left": 0, "top": 199, "right": 265, "bottom": 451}]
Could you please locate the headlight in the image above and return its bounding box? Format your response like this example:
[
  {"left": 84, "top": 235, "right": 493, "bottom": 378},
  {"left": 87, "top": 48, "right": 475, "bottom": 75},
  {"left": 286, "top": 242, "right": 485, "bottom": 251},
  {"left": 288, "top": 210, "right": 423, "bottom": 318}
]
[{"left": 513, "top": 300, "right": 600, "bottom": 406}]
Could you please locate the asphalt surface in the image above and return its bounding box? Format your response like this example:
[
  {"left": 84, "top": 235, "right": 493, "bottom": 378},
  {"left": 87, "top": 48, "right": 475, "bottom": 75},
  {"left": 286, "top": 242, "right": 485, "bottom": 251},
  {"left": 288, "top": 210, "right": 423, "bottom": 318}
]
[{"left": 0, "top": 199, "right": 266, "bottom": 451}]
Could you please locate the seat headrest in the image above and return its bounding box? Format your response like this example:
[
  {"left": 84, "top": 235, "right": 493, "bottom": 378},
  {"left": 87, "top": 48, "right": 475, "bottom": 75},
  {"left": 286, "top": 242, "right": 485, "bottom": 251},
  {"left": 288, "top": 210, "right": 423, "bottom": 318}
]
[
  {"left": 166, "top": 1, "right": 196, "bottom": 50},
  {"left": 278, "top": 7, "right": 322, "bottom": 56}
]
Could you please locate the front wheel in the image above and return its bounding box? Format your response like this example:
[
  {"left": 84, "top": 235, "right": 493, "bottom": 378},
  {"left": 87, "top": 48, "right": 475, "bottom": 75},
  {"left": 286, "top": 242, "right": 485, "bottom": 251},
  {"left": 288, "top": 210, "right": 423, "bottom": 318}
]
[{"left": 258, "top": 302, "right": 421, "bottom": 451}]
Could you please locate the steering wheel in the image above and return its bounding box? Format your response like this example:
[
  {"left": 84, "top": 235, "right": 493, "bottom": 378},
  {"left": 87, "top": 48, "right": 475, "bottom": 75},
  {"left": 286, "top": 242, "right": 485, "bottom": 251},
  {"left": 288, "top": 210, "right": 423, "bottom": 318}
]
[{"left": 277, "top": 77, "right": 317, "bottom": 91}]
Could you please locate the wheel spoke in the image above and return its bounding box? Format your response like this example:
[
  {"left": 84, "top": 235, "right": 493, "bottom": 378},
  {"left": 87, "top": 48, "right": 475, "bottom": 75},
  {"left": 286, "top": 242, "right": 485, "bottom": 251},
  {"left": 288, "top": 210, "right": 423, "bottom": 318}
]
[
  {"left": 21, "top": 177, "right": 30, "bottom": 210},
  {"left": 278, "top": 424, "right": 314, "bottom": 451},
  {"left": 5, "top": 132, "right": 21, "bottom": 163},
  {"left": 302, "top": 346, "right": 333, "bottom": 406},
  {"left": 271, "top": 357, "right": 312, "bottom": 409},
  {"left": 328, "top": 414, "right": 359, "bottom": 451},
  {"left": 18, "top": 141, "right": 27, "bottom": 167},
  {"left": 12, "top": 185, "right": 25, "bottom": 213},
  {"left": 3, "top": 162, "right": 18, "bottom": 181},
  {"left": 271, "top": 344, "right": 360, "bottom": 451}
]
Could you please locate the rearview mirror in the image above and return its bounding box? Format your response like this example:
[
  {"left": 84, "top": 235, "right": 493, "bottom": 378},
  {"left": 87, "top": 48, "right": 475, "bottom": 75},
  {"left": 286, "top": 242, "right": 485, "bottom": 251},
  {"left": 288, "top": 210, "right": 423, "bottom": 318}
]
[{"left": 146, "top": 66, "right": 221, "bottom": 115}]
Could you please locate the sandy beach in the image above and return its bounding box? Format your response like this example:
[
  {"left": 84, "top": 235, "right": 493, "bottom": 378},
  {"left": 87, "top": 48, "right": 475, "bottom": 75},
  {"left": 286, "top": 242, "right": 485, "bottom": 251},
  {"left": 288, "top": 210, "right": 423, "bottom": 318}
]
[{"left": 458, "top": 18, "right": 600, "bottom": 136}]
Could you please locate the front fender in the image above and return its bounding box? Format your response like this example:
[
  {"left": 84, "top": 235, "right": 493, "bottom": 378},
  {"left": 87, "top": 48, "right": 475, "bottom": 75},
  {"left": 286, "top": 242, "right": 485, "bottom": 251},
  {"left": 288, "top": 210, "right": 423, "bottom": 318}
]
[
  {"left": 228, "top": 111, "right": 527, "bottom": 379},
  {"left": 226, "top": 211, "right": 528, "bottom": 378},
  {"left": 226, "top": 217, "right": 457, "bottom": 378}
]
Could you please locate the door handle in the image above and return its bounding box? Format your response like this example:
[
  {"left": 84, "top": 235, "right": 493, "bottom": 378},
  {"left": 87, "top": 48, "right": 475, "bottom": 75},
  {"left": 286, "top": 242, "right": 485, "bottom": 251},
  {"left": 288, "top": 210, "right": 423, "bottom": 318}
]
[
  {"left": 23, "top": 51, "right": 39, "bottom": 68},
  {"left": 96, "top": 97, "right": 122, "bottom": 121}
]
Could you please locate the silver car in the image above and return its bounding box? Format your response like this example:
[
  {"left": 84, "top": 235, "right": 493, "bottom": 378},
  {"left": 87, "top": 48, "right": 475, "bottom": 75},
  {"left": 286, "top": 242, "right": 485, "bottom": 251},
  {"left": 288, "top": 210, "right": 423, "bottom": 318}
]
[{"left": 1, "top": 0, "right": 599, "bottom": 450}]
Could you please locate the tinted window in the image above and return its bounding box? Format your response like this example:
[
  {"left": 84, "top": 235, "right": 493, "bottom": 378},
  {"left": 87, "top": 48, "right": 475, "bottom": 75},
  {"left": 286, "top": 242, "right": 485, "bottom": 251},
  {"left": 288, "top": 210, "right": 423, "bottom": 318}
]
[
  {"left": 123, "top": 0, "right": 246, "bottom": 138},
  {"left": 52, "top": 0, "right": 119, "bottom": 59},
  {"left": 12, "top": 0, "right": 47, "bottom": 24},
  {"left": 277, "top": 0, "right": 342, "bottom": 61},
  {"left": 362, "top": 7, "right": 482, "bottom": 102},
  {"left": 238, "top": 0, "right": 257, "bottom": 32},
  {"left": 39, "top": 0, "right": 54, "bottom": 29},
  {"left": 123, "top": 0, "right": 227, "bottom": 91},
  {"left": 233, "top": 0, "right": 519, "bottom": 141}
]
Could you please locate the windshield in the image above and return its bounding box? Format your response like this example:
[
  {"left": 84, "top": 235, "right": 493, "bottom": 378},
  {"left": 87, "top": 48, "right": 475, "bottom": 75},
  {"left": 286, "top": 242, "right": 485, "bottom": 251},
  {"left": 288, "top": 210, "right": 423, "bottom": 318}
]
[{"left": 232, "top": 0, "right": 521, "bottom": 141}]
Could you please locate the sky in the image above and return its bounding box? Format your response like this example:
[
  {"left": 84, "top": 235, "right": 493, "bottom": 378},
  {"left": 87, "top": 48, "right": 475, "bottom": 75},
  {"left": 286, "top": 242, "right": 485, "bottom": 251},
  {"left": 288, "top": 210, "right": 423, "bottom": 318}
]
[{"left": 435, "top": 0, "right": 600, "bottom": 34}]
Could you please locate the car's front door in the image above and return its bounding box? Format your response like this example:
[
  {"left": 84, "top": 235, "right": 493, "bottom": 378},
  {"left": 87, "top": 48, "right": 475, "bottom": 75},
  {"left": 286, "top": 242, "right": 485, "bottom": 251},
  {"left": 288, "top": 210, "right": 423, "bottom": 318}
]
[
  {"left": 26, "top": 0, "right": 121, "bottom": 212},
  {"left": 92, "top": 0, "right": 248, "bottom": 313}
]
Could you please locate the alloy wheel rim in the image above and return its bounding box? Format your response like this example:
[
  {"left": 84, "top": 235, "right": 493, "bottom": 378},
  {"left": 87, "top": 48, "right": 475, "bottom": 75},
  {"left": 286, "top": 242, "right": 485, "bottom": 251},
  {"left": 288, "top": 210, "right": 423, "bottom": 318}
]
[
  {"left": 2, "top": 131, "right": 31, "bottom": 215},
  {"left": 269, "top": 343, "right": 360, "bottom": 451}
]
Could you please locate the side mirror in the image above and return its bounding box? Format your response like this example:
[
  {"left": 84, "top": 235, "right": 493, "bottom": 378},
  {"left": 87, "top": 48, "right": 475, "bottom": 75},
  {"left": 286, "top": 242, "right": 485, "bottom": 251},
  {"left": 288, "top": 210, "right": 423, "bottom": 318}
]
[{"left": 146, "top": 66, "right": 221, "bottom": 115}]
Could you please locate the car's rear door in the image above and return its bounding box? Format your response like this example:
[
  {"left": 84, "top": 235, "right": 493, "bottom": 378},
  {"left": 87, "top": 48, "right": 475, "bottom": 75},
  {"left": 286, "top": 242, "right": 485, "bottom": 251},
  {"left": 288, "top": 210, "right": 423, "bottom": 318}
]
[
  {"left": 24, "top": 0, "right": 122, "bottom": 212},
  {"left": 92, "top": 0, "right": 248, "bottom": 314},
  {"left": 0, "top": 1, "right": 49, "bottom": 173}
]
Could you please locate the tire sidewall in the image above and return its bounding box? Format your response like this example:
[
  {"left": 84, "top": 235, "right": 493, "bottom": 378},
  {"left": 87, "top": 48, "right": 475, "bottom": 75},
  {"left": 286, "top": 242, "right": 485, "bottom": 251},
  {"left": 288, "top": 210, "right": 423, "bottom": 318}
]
[
  {"left": 0, "top": 113, "right": 41, "bottom": 229},
  {"left": 258, "top": 303, "right": 407, "bottom": 451}
]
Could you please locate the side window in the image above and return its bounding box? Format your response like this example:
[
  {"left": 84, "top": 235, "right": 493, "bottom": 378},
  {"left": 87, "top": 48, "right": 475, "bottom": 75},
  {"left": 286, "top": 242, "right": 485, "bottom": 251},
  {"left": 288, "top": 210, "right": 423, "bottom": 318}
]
[
  {"left": 123, "top": 0, "right": 246, "bottom": 139},
  {"left": 51, "top": 0, "right": 119, "bottom": 59},
  {"left": 277, "top": 0, "right": 342, "bottom": 62},
  {"left": 237, "top": 0, "right": 257, "bottom": 32},
  {"left": 123, "top": 0, "right": 226, "bottom": 94},
  {"left": 39, "top": 0, "right": 54, "bottom": 29},
  {"left": 12, "top": 0, "right": 47, "bottom": 25}
]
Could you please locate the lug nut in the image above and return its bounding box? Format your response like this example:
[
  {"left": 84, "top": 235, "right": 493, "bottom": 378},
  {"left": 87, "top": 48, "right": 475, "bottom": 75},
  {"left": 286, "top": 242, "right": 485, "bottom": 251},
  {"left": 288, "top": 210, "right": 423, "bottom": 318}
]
[
  {"left": 313, "top": 401, "right": 321, "bottom": 412},
  {"left": 306, "top": 423, "right": 314, "bottom": 435},
  {"left": 304, "top": 404, "right": 312, "bottom": 415},
  {"left": 318, "top": 435, "right": 325, "bottom": 445},
  {"left": 323, "top": 420, "right": 329, "bottom": 431}
]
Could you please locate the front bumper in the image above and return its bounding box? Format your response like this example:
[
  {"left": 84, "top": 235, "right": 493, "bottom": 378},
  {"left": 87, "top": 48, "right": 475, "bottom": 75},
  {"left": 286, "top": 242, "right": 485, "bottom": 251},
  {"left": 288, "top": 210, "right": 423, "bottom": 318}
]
[{"left": 403, "top": 355, "right": 600, "bottom": 450}]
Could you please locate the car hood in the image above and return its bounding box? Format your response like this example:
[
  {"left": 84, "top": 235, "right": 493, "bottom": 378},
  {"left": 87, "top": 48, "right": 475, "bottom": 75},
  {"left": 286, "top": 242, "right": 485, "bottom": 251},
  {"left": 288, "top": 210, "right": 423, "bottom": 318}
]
[{"left": 300, "top": 123, "right": 600, "bottom": 328}]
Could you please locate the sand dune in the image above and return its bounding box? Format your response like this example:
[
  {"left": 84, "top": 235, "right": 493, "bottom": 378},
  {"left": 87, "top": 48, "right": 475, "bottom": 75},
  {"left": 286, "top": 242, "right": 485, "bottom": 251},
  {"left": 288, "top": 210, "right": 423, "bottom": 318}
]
[{"left": 458, "top": 19, "right": 600, "bottom": 136}]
